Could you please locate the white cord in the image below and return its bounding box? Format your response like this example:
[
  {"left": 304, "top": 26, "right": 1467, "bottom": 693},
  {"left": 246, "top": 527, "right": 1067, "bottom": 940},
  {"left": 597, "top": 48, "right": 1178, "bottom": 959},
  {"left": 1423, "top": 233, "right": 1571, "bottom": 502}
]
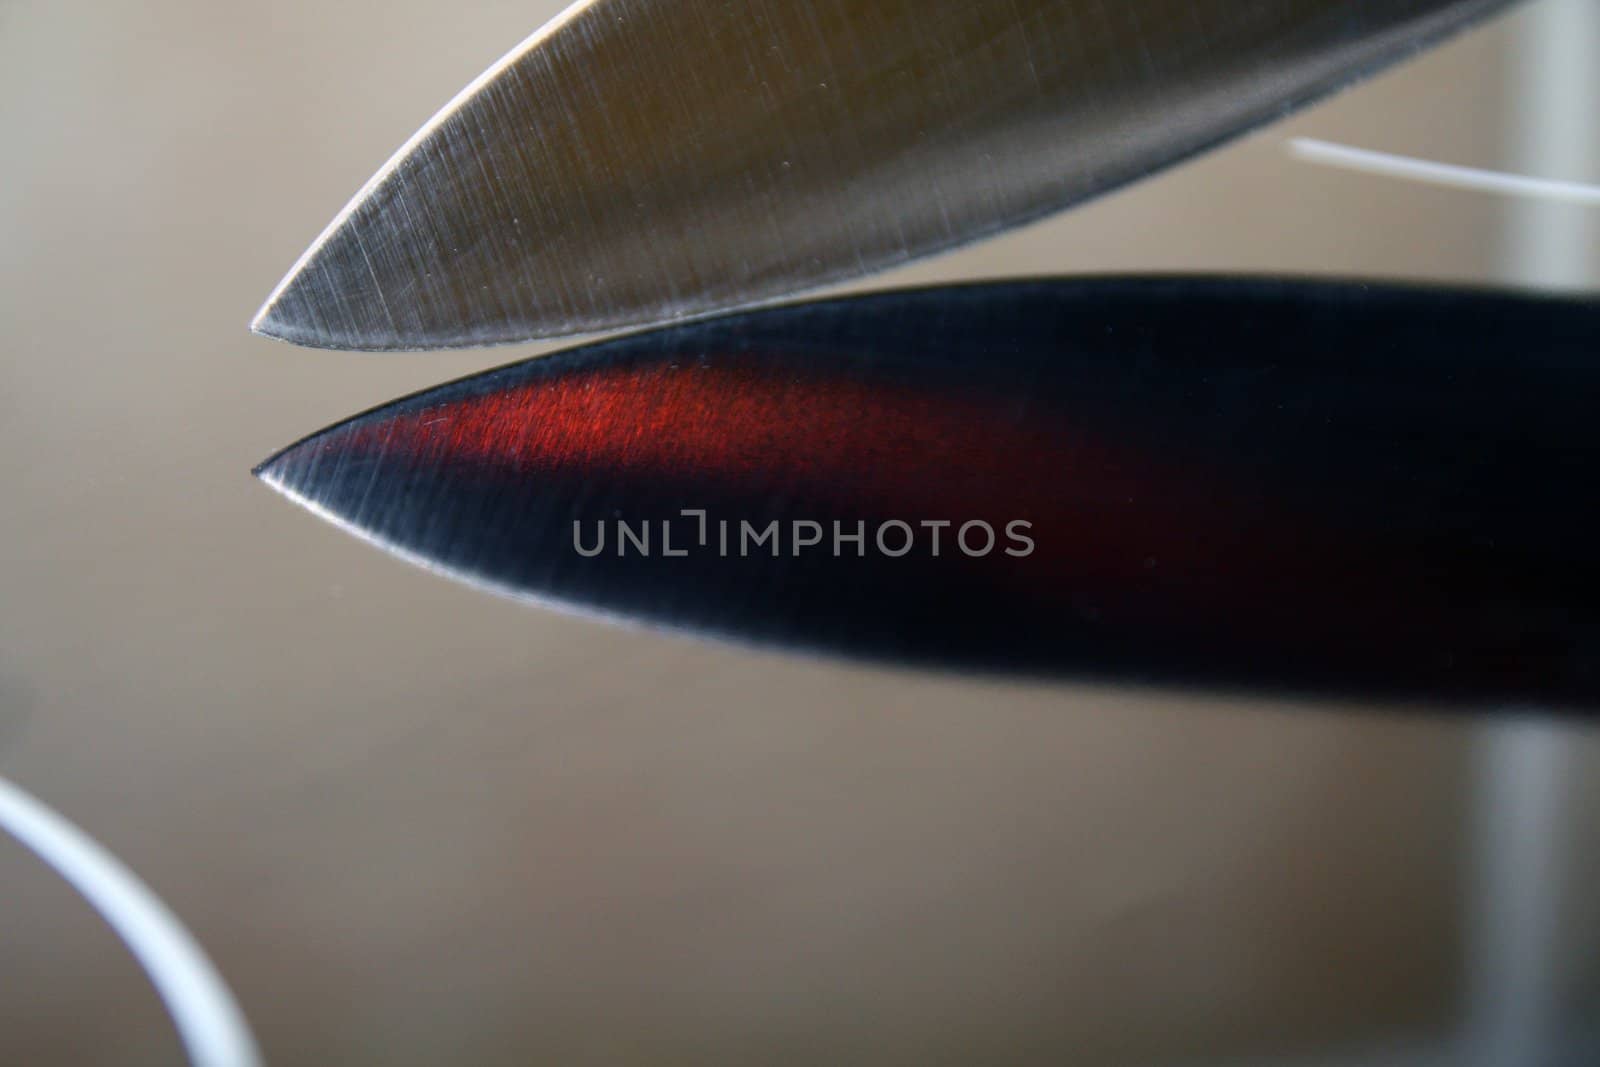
[
  {"left": 0, "top": 774, "right": 262, "bottom": 1067},
  {"left": 1289, "top": 137, "right": 1600, "bottom": 206}
]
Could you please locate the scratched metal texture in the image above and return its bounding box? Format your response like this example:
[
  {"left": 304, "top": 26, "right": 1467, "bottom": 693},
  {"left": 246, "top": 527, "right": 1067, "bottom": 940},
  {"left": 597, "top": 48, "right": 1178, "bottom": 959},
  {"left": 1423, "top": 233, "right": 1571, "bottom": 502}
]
[
  {"left": 253, "top": 0, "right": 1519, "bottom": 349},
  {"left": 260, "top": 278, "right": 1600, "bottom": 708}
]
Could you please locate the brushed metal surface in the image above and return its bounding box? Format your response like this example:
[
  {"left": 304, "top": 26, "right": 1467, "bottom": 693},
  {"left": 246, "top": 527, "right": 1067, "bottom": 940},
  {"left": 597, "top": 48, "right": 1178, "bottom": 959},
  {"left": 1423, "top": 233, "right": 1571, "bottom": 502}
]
[{"left": 252, "top": 0, "right": 1519, "bottom": 349}]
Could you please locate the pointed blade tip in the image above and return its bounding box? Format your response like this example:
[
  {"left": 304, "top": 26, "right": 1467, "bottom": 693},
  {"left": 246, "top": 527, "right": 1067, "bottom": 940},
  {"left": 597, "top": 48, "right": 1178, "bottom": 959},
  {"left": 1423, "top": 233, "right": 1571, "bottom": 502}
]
[
  {"left": 248, "top": 292, "right": 468, "bottom": 352},
  {"left": 249, "top": 254, "right": 381, "bottom": 351},
  {"left": 247, "top": 302, "right": 285, "bottom": 343},
  {"left": 250, "top": 451, "right": 288, "bottom": 487},
  {"left": 251, "top": 435, "right": 315, "bottom": 491},
  {"left": 248, "top": 297, "right": 343, "bottom": 351}
]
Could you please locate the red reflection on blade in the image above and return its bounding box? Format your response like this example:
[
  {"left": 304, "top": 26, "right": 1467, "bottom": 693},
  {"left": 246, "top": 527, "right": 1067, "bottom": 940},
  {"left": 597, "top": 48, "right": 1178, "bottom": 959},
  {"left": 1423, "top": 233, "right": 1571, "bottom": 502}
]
[
  {"left": 325, "top": 357, "right": 1247, "bottom": 583},
  {"left": 291, "top": 350, "right": 1558, "bottom": 686}
]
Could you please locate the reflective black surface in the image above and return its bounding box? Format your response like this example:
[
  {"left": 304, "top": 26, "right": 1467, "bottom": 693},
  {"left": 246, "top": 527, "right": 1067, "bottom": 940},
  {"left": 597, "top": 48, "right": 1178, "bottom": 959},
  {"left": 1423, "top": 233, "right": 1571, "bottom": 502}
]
[{"left": 260, "top": 278, "right": 1600, "bottom": 708}]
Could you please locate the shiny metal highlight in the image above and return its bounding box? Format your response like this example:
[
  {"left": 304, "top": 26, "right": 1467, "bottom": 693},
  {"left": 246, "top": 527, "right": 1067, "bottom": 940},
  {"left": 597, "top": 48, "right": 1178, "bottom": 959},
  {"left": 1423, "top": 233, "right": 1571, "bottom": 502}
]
[{"left": 253, "top": 0, "right": 1518, "bottom": 350}]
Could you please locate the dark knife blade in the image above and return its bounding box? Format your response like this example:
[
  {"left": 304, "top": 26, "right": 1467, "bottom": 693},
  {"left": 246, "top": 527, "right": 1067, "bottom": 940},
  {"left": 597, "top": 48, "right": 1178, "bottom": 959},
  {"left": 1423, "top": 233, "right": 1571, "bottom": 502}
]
[
  {"left": 256, "top": 278, "right": 1600, "bottom": 709},
  {"left": 251, "top": 0, "right": 1518, "bottom": 350}
]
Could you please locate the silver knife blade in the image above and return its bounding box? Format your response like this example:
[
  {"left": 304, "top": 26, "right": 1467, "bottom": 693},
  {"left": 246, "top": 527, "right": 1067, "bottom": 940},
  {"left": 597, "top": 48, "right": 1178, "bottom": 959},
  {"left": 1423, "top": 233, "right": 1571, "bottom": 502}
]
[{"left": 252, "top": 0, "right": 1518, "bottom": 351}]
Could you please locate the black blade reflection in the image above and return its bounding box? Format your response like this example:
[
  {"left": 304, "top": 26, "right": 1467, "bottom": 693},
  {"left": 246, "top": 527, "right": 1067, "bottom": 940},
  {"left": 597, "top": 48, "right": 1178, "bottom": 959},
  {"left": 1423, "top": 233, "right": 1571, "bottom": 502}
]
[{"left": 257, "top": 278, "right": 1600, "bottom": 709}]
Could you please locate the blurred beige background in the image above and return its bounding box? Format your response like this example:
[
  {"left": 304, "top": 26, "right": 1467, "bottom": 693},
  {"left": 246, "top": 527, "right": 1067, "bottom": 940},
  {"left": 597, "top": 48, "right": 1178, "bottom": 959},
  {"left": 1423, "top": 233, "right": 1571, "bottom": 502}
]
[{"left": 2, "top": 1, "right": 1599, "bottom": 1063}]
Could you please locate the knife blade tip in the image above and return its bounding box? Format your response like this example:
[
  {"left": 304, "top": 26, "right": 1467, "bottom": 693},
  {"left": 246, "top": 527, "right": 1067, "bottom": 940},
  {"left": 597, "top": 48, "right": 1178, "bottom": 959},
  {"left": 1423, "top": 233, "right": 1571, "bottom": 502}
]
[
  {"left": 247, "top": 300, "right": 286, "bottom": 343},
  {"left": 248, "top": 280, "right": 351, "bottom": 351},
  {"left": 249, "top": 448, "right": 291, "bottom": 489},
  {"left": 250, "top": 214, "right": 408, "bottom": 351}
]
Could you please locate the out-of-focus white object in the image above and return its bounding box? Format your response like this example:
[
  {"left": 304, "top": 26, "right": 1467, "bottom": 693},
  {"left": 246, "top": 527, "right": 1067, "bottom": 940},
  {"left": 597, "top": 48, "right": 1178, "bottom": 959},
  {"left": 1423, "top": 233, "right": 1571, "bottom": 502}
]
[
  {"left": 0, "top": 775, "right": 261, "bottom": 1067},
  {"left": 1287, "top": 3, "right": 1599, "bottom": 1063},
  {"left": 1473, "top": 0, "right": 1598, "bottom": 1065},
  {"left": 1288, "top": 139, "right": 1600, "bottom": 206}
]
